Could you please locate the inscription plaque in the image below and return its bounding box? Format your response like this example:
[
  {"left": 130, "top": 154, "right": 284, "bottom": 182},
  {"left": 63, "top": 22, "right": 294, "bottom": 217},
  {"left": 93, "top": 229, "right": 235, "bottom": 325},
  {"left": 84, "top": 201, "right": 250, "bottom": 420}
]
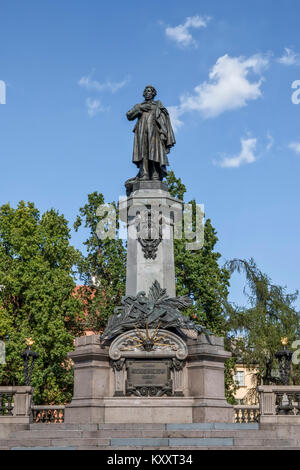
[{"left": 126, "top": 360, "right": 172, "bottom": 397}]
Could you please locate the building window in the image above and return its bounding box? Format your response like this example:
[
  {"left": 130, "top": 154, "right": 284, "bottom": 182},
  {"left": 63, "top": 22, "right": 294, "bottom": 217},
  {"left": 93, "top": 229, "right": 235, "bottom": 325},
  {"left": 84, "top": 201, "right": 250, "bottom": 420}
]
[{"left": 234, "top": 370, "right": 245, "bottom": 387}]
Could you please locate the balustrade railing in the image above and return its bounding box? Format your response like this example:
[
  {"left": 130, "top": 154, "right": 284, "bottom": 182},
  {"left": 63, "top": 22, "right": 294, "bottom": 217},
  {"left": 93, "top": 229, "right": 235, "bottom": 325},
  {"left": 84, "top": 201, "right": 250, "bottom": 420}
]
[
  {"left": 2, "top": 385, "right": 300, "bottom": 425},
  {"left": 0, "top": 392, "right": 14, "bottom": 416},
  {"left": 31, "top": 405, "right": 65, "bottom": 423},
  {"left": 258, "top": 385, "right": 300, "bottom": 423},
  {"left": 0, "top": 386, "right": 32, "bottom": 419},
  {"left": 275, "top": 391, "right": 300, "bottom": 415},
  {"left": 234, "top": 405, "right": 260, "bottom": 423}
]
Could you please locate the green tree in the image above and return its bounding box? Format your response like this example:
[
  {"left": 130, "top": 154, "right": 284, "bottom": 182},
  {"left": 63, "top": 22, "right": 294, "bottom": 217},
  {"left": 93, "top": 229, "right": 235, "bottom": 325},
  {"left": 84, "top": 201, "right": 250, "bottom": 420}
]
[
  {"left": 74, "top": 192, "right": 126, "bottom": 332},
  {"left": 225, "top": 258, "right": 300, "bottom": 386},
  {"left": 0, "top": 201, "right": 85, "bottom": 404},
  {"left": 166, "top": 171, "right": 230, "bottom": 336}
]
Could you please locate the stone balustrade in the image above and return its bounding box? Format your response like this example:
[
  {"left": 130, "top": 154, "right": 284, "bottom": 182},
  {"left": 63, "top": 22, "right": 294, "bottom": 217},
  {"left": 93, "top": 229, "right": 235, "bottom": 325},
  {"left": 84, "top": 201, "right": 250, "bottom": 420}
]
[
  {"left": 0, "top": 386, "right": 33, "bottom": 438},
  {"left": 0, "top": 391, "right": 14, "bottom": 416},
  {"left": 258, "top": 385, "right": 300, "bottom": 424},
  {"left": 31, "top": 405, "right": 65, "bottom": 423},
  {"left": 0, "top": 386, "right": 32, "bottom": 419},
  {"left": 234, "top": 405, "right": 260, "bottom": 423},
  {"left": 2, "top": 384, "right": 300, "bottom": 429}
]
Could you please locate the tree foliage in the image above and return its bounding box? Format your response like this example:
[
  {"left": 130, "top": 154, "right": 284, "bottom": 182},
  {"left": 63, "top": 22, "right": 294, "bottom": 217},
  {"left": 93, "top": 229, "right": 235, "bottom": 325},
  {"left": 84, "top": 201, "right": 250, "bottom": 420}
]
[
  {"left": 0, "top": 201, "right": 85, "bottom": 404},
  {"left": 74, "top": 192, "right": 126, "bottom": 332},
  {"left": 166, "top": 171, "right": 230, "bottom": 336},
  {"left": 225, "top": 258, "right": 300, "bottom": 385}
]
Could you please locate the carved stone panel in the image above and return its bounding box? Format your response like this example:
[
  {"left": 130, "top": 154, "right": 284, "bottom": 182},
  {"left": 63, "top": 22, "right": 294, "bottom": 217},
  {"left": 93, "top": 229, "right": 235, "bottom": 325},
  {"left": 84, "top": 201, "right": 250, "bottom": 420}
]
[
  {"left": 126, "top": 360, "right": 172, "bottom": 397},
  {"left": 109, "top": 329, "right": 188, "bottom": 397}
]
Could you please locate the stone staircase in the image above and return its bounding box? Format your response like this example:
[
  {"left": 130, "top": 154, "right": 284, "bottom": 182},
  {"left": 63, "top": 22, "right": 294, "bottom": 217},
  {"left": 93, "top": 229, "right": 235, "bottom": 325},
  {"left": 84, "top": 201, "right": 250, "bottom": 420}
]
[{"left": 1, "top": 422, "right": 300, "bottom": 450}]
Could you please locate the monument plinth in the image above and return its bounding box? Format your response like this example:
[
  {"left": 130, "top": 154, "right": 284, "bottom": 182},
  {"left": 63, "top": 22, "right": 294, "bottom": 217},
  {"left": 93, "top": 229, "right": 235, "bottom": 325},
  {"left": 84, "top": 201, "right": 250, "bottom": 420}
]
[
  {"left": 121, "top": 182, "right": 182, "bottom": 298},
  {"left": 65, "top": 85, "right": 233, "bottom": 424},
  {"left": 65, "top": 333, "right": 233, "bottom": 424}
]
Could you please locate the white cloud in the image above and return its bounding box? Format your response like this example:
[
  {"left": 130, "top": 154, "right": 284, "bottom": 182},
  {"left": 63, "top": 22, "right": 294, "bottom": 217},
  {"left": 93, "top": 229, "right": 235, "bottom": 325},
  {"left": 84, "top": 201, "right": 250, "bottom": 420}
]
[
  {"left": 169, "top": 54, "right": 268, "bottom": 126},
  {"left": 79, "top": 71, "right": 128, "bottom": 116},
  {"left": 167, "top": 105, "right": 184, "bottom": 133},
  {"left": 278, "top": 48, "right": 300, "bottom": 66},
  {"left": 289, "top": 142, "right": 300, "bottom": 154},
  {"left": 165, "top": 15, "right": 210, "bottom": 48},
  {"left": 218, "top": 138, "right": 257, "bottom": 168},
  {"left": 78, "top": 73, "right": 129, "bottom": 93},
  {"left": 85, "top": 97, "right": 105, "bottom": 117},
  {"left": 182, "top": 54, "right": 268, "bottom": 118}
]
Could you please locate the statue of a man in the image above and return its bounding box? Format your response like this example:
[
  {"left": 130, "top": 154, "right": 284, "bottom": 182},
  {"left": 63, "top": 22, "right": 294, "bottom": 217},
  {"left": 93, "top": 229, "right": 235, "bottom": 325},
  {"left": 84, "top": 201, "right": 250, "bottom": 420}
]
[{"left": 126, "top": 85, "right": 176, "bottom": 181}]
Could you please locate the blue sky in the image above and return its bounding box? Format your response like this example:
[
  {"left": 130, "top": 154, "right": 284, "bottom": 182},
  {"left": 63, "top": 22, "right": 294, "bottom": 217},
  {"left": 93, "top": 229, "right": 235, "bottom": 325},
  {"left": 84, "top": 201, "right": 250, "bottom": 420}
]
[{"left": 1, "top": 0, "right": 300, "bottom": 308}]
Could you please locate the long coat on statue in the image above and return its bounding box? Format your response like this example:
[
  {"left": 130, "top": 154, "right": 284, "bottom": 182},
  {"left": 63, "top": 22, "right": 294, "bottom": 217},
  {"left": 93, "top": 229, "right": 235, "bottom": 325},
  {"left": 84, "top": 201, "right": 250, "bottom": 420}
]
[{"left": 126, "top": 100, "right": 176, "bottom": 170}]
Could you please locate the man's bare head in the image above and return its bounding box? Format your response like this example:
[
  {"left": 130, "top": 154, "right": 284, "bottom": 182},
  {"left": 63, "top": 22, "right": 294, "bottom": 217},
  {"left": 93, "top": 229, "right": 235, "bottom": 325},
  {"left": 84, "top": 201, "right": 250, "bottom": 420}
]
[{"left": 143, "top": 85, "right": 157, "bottom": 100}]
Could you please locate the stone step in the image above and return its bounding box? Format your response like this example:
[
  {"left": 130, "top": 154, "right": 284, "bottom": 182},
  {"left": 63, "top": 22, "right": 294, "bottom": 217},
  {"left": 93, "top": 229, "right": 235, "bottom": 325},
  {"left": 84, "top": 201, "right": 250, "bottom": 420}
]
[
  {"left": 157, "top": 430, "right": 284, "bottom": 439},
  {"left": 260, "top": 424, "right": 300, "bottom": 437},
  {"left": 10, "top": 430, "right": 83, "bottom": 439},
  {"left": 8, "top": 444, "right": 300, "bottom": 450},
  {"left": 166, "top": 422, "right": 259, "bottom": 430},
  {"left": 29, "top": 422, "right": 259, "bottom": 431},
  {"left": 0, "top": 438, "right": 110, "bottom": 448},
  {"left": 11, "top": 429, "right": 283, "bottom": 440},
  {"left": 3, "top": 422, "right": 298, "bottom": 450},
  {"left": 2, "top": 438, "right": 232, "bottom": 448},
  {"left": 168, "top": 438, "right": 297, "bottom": 448},
  {"left": 233, "top": 438, "right": 297, "bottom": 447},
  {"left": 11, "top": 446, "right": 77, "bottom": 450},
  {"left": 30, "top": 423, "right": 166, "bottom": 431},
  {"left": 2, "top": 436, "right": 297, "bottom": 449},
  {"left": 12, "top": 430, "right": 168, "bottom": 439},
  {"left": 109, "top": 437, "right": 235, "bottom": 447}
]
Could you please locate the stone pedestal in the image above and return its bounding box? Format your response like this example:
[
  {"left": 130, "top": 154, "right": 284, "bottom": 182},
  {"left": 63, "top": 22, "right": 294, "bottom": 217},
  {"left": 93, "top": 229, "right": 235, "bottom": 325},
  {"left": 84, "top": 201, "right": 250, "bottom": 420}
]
[
  {"left": 65, "top": 334, "right": 233, "bottom": 424},
  {"left": 186, "top": 335, "right": 233, "bottom": 422},
  {"left": 64, "top": 336, "right": 111, "bottom": 424},
  {"left": 120, "top": 181, "right": 182, "bottom": 297}
]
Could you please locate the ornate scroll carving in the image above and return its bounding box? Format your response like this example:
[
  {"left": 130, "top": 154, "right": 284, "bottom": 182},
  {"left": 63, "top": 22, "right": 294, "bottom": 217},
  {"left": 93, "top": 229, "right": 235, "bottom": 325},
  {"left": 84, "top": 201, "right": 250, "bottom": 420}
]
[{"left": 109, "top": 329, "right": 188, "bottom": 361}]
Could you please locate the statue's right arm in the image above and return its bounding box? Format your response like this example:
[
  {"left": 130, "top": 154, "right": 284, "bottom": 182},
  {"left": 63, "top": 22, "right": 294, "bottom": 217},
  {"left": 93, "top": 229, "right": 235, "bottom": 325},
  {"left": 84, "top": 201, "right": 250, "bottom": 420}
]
[{"left": 126, "top": 104, "right": 141, "bottom": 121}]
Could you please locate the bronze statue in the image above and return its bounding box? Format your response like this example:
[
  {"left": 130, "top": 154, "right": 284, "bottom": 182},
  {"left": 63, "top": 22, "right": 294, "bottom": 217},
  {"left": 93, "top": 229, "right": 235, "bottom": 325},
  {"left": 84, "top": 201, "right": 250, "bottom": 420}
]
[{"left": 126, "top": 86, "right": 176, "bottom": 181}]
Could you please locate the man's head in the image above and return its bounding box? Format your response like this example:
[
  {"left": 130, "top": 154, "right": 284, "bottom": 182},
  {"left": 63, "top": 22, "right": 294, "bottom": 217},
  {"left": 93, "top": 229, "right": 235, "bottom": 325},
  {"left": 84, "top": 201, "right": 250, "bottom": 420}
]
[{"left": 143, "top": 85, "right": 157, "bottom": 101}]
